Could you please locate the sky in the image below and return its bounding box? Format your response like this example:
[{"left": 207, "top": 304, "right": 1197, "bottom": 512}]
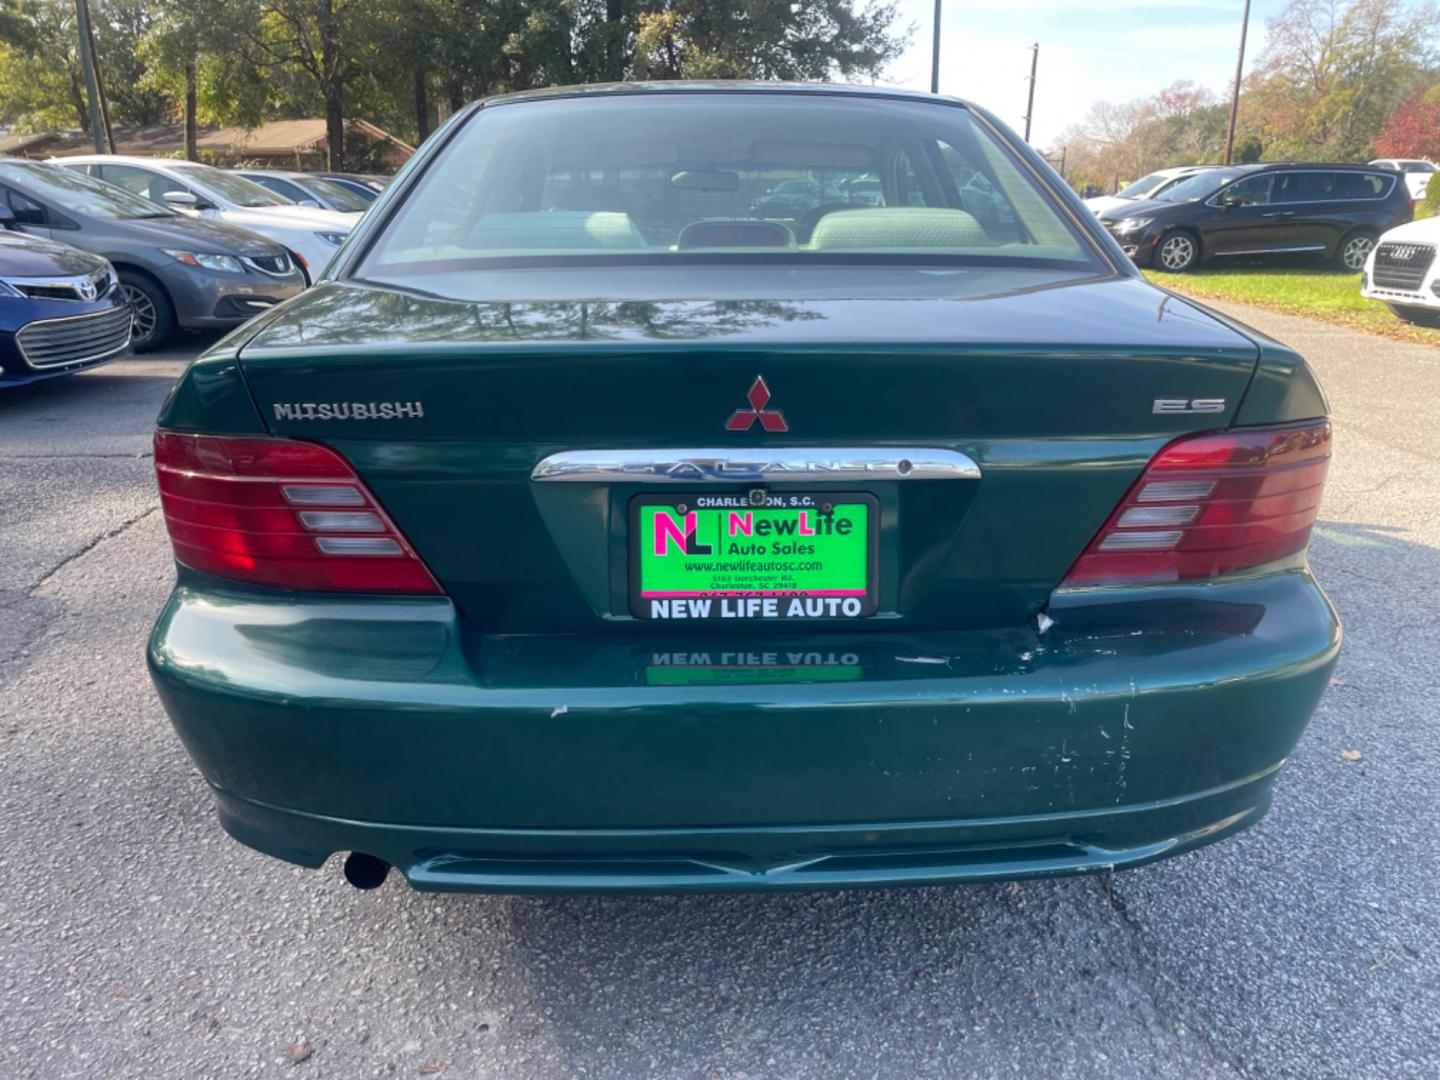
[{"left": 879, "top": 0, "right": 1298, "bottom": 147}]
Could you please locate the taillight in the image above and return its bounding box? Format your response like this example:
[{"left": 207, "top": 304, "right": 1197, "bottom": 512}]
[
  {"left": 1061, "top": 420, "right": 1331, "bottom": 586},
  {"left": 154, "top": 432, "right": 441, "bottom": 594}
]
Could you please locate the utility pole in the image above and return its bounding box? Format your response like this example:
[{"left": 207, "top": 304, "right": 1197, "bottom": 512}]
[
  {"left": 82, "top": 0, "right": 115, "bottom": 154},
  {"left": 1223, "top": 0, "right": 1251, "bottom": 165},
  {"left": 1023, "top": 43, "right": 1039, "bottom": 143},
  {"left": 930, "top": 0, "right": 942, "bottom": 93},
  {"left": 73, "top": 0, "right": 104, "bottom": 152}
]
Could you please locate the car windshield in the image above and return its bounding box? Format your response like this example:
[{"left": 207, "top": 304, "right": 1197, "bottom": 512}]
[
  {"left": 1155, "top": 170, "right": 1238, "bottom": 203},
  {"left": 0, "top": 160, "right": 172, "bottom": 220},
  {"left": 358, "top": 92, "right": 1099, "bottom": 281},
  {"left": 304, "top": 176, "right": 371, "bottom": 212},
  {"left": 1115, "top": 172, "right": 1172, "bottom": 199},
  {"left": 175, "top": 164, "right": 290, "bottom": 208}
]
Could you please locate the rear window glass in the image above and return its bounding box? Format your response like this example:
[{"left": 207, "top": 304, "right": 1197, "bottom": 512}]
[{"left": 358, "top": 93, "right": 1099, "bottom": 278}]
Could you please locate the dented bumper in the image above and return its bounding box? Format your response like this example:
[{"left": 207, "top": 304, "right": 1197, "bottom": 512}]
[{"left": 147, "top": 568, "right": 1339, "bottom": 891}]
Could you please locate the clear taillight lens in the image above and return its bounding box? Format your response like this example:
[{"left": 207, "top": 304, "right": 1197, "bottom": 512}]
[
  {"left": 1061, "top": 420, "right": 1332, "bottom": 586},
  {"left": 154, "top": 432, "right": 441, "bottom": 594}
]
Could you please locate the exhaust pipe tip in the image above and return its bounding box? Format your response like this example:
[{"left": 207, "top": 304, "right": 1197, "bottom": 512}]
[{"left": 343, "top": 852, "right": 391, "bottom": 890}]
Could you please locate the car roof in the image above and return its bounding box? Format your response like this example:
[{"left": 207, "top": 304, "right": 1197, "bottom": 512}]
[
  {"left": 480, "top": 80, "right": 978, "bottom": 110},
  {"left": 55, "top": 154, "right": 204, "bottom": 171},
  {"left": 1240, "top": 161, "right": 1401, "bottom": 172}
]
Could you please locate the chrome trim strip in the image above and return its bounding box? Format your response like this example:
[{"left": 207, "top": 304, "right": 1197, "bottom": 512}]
[
  {"left": 532, "top": 448, "right": 981, "bottom": 483},
  {"left": 4, "top": 269, "right": 111, "bottom": 301},
  {"left": 15, "top": 306, "right": 132, "bottom": 369},
  {"left": 1213, "top": 244, "right": 1326, "bottom": 257}
]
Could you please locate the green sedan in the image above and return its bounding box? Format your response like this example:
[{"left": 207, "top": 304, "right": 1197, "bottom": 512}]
[{"left": 147, "top": 83, "right": 1339, "bottom": 893}]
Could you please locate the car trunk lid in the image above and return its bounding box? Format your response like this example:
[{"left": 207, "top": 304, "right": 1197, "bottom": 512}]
[{"left": 235, "top": 270, "right": 1260, "bottom": 633}]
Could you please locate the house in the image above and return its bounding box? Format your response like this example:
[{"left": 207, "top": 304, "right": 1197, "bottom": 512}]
[
  {"left": 0, "top": 131, "right": 66, "bottom": 158},
  {"left": 33, "top": 119, "right": 414, "bottom": 170}
]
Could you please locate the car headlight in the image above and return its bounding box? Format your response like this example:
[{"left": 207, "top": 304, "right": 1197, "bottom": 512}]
[
  {"left": 163, "top": 249, "right": 244, "bottom": 274},
  {"left": 315, "top": 231, "right": 349, "bottom": 247},
  {"left": 1113, "top": 217, "right": 1153, "bottom": 233}
]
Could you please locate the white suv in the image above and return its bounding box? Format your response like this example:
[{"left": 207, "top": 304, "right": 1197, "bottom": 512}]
[
  {"left": 1361, "top": 216, "right": 1440, "bottom": 328},
  {"left": 1368, "top": 159, "right": 1435, "bottom": 203},
  {"left": 56, "top": 155, "right": 358, "bottom": 281}
]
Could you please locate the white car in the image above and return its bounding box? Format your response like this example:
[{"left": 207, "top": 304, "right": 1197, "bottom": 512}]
[
  {"left": 55, "top": 155, "right": 359, "bottom": 281},
  {"left": 1083, "top": 166, "right": 1215, "bottom": 216},
  {"left": 1361, "top": 216, "right": 1440, "bottom": 328},
  {"left": 1368, "top": 159, "right": 1435, "bottom": 203}
]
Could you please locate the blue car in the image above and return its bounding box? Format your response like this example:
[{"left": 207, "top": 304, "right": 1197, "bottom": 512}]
[{"left": 0, "top": 225, "right": 130, "bottom": 387}]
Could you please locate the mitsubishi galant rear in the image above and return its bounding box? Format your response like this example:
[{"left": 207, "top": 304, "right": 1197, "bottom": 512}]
[{"left": 147, "top": 84, "right": 1340, "bottom": 893}]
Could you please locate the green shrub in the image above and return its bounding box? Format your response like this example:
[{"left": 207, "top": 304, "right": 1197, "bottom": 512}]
[{"left": 1419, "top": 177, "right": 1440, "bottom": 220}]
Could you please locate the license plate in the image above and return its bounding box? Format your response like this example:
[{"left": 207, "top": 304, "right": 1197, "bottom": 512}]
[{"left": 630, "top": 493, "right": 878, "bottom": 620}]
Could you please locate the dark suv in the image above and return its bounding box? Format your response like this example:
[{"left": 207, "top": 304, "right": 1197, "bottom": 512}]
[{"left": 1097, "top": 163, "right": 1413, "bottom": 273}]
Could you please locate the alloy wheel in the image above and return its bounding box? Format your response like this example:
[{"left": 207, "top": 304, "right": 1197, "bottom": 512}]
[
  {"left": 1158, "top": 234, "right": 1196, "bottom": 271},
  {"left": 1342, "top": 235, "right": 1374, "bottom": 272},
  {"left": 121, "top": 283, "right": 157, "bottom": 345}
]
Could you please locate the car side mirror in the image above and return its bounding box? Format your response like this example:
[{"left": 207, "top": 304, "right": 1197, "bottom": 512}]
[
  {"left": 298, "top": 198, "right": 322, "bottom": 209},
  {"left": 162, "top": 190, "right": 201, "bottom": 209},
  {"left": 0, "top": 204, "right": 15, "bottom": 230},
  {"left": 1217, "top": 194, "right": 1245, "bottom": 209}
]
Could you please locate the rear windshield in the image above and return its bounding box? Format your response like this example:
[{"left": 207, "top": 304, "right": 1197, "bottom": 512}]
[{"left": 357, "top": 93, "right": 1100, "bottom": 279}]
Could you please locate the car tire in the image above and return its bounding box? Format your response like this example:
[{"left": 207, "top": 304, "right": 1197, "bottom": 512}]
[
  {"left": 1387, "top": 304, "right": 1440, "bottom": 329},
  {"left": 1155, "top": 229, "right": 1200, "bottom": 273},
  {"left": 117, "top": 271, "right": 175, "bottom": 352},
  {"left": 1336, "top": 229, "right": 1376, "bottom": 273}
]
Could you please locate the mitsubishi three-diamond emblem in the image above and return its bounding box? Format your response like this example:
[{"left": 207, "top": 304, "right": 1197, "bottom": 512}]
[{"left": 725, "top": 375, "right": 788, "bottom": 432}]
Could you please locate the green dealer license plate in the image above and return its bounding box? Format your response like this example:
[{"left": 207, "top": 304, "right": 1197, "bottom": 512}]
[{"left": 631, "top": 493, "right": 878, "bottom": 620}]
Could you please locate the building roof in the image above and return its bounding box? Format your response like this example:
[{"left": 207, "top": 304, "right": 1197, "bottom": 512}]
[
  {"left": 0, "top": 131, "right": 64, "bottom": 156},
  {"left": 41, "top": 119, "right": 414, "bottom": 159},
  {"left": 196, "top": 119, "right": 414, "bottom": 156}
]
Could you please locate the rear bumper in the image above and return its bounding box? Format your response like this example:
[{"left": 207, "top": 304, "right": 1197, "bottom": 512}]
[{"left": 148, "top": 569, "right": 1340, "bottom": 892}]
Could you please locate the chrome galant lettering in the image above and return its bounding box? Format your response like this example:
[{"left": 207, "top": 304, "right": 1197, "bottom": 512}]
[
  {"left": 532, "top": 448, "right": 982, "bottom": 483},
  {"left": 272, "top": 401, "right": 425, "bottom": 421}
]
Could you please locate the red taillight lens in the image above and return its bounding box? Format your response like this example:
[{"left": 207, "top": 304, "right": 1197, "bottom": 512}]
[
  {"left": 1061, "top": 420, "right": 1331, "bottom": 586},
  {"left": 154, "top": 432, "right": 442, "bottom": 594}
]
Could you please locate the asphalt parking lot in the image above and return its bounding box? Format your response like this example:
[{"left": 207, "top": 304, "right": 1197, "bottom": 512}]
[{"left": 2, "top": 307, "right": 1438, "bottom": 1080}]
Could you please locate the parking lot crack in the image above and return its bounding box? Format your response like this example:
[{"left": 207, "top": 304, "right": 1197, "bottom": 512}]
[
  {"left": 32, "top": 505, "right": 160, "bottom": 592},
  {"left": 1099, "top": 874, "right": 1253, "bottom": 1078}
]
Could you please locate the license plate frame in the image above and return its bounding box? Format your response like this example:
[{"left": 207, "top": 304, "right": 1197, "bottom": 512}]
[{"left": 629, "top": 491, "right": 879, "bottom": 620}]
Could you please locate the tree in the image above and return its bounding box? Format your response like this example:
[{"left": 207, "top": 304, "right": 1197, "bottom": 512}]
[
  {"left": 1242, "top": 0, "right": 1439, "bottom": 160},
  {"left": 0, "top": 0, "right": 93, "bottom": 133},
  {"left": 1051, "top": 81, "right": 1225, "bottom": 193},
  {"left": 1374, "top": 84, "right": 1440, "bottom": 160},
  {"left": 3, "top": 0, "right": 911, "bottom": 155},
  {"left": 91, "top": 0, "right": 171, "bottom": 124}
]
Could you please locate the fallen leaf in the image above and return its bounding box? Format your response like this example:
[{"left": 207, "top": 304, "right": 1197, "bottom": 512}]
[
  {"left": 419, "top": 1062, "right": 448, "bottom": 1075},
  {"left": 1340, "top": 749, "right": 1363, "bottom": 762},
  {"left": 286, "top": 1042, "right": 313, "bottom": 1065}
]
